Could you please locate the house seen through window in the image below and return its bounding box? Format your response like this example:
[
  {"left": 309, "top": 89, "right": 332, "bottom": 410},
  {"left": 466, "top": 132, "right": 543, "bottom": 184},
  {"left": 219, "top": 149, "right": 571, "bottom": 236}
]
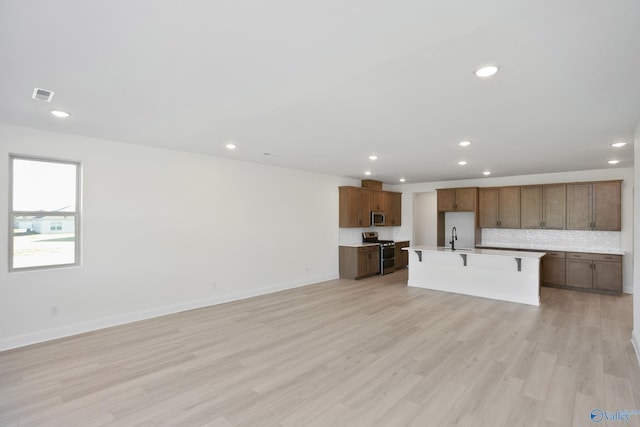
[{"left": 10, "top": 155, "right": 81, "bottom": 271}]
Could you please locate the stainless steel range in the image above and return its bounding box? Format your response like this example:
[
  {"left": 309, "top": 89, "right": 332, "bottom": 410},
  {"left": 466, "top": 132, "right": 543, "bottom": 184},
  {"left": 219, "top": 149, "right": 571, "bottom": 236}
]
[{"left": 362, "top": 231, "right": 395, "bottom": 275}]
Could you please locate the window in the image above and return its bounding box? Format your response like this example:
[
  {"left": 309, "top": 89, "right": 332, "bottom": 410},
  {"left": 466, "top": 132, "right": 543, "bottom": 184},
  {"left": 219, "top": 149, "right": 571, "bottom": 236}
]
[{"left": 9, "top": 155, "right": 81, "bottom": 271}]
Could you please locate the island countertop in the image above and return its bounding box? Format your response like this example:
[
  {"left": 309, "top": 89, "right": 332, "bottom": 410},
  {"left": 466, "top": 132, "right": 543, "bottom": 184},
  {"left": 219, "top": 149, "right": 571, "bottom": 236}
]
[{"left": 403, "top": 245, "right": 545, "bottom": 259}]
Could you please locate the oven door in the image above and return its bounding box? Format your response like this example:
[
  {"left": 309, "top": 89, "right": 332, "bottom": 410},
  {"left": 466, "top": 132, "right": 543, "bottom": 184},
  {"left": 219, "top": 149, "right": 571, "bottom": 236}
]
[
  {"left": 380, "top": 245, "right": 395, "bottom": 275},
  {"left": 381, "top": 257, "right": 395, "bottom": 274},
  {"left": 381, "top": 245, "right": 395, "bottom": 260}
]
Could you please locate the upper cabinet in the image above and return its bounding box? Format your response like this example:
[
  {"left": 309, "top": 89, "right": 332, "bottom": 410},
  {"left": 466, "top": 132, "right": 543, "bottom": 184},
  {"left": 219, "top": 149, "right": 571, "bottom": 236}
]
[
  {"left": 370, "top": 191, "right": 385, "bottom": 212},
  {"left": 520, "top": 186, "right": 543, "bottom": 229},
  {"left": 567, "top": 181, "right": 621, "bottom": 231},
  {"left": 338, "top": 183, "right": 402, "bottom": 228},
  {"left": 478, "top": 187, "right": 521, "bottom": 228},
  {"left": 543, "top": 184, "right": 567, "bottom": 229},
  {"left": 385, "top": 192, "right": 402, "bottom": 226},
  {"left": 436, "top": 180, "right": 619, "bottom": 248},
  {"left": 437, "top": 187, "right": 477, "bottom": 212},
  {"left": 521, "top": 184, "right": 566, "bottom": 229},
  {"left": 339, "top": 186, "right": 371, "bottom": 227}
]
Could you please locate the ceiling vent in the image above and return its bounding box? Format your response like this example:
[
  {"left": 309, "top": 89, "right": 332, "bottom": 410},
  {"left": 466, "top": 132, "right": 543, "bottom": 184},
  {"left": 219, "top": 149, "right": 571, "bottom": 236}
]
[{"left": 32, "top": 88, "right": 54, "bottom": 102}]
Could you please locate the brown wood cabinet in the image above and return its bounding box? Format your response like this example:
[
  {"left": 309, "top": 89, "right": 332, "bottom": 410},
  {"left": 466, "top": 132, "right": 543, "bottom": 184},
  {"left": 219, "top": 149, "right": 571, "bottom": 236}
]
[
  {"left": 370, "top": 191, "right": 385, "bottom": 212},
  {"left": 565, "top": 252, "right": 622, "bottom": 293},
  {"left": 339, "top": 187, "right": 371, "bottom": 227},
  {"left": 541, "top": 251, "right": 565, "bottom": 286},
  {"left": 478, "top": 187, "right": 521, "bottom": 228},
  {"left": 520, "top": 186, "right": 542, "bottom": 229},
  {"left": 339, "top": 186, "right": 402, "bottom": 228},
  {"left": 385, "top": 192, "right": 402, "bottom": 226},
  {"left": 543, "top": 184, "right": 567, "bottom": 229},
  {"left": 339, "top": 246, "right": 380, "bottom": 279},
  {"left": 437, "top": 188, "right": 477, "bottom": 212},
  {"left": 394, "top": 241, "right": 410, "bottom": 269},
  {"left": 484, "top": 246, "right": 622, "bottom": 294},
  {"left": 521, "top": 184, "right": 566, "bottom": 229},
  {"left": 566, "top": 181, "right": 621, "bottom": 231}
]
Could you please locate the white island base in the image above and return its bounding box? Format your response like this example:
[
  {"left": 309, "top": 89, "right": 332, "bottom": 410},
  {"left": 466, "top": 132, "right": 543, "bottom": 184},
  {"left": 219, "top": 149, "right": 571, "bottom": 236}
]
[{"left": 403, "top": 246, "right": 544, "bottom": 306}]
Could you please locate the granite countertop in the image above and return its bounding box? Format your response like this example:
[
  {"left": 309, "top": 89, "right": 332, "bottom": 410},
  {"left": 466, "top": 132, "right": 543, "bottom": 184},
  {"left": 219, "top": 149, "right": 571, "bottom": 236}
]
[{"left": 475, "top": 243, "right": 624, "bottom": 256}]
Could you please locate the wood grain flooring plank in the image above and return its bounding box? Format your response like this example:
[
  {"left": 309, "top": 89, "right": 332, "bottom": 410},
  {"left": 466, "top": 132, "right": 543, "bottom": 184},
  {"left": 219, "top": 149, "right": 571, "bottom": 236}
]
[
  {"left": 0, "top": 270, "right": 638, "bottom": 426},
  {"left": 541, "top": 364, "right": 578, "bottom": 425},
  {"left": 522, "top": 351, "right": 557, "bottom": 401}
]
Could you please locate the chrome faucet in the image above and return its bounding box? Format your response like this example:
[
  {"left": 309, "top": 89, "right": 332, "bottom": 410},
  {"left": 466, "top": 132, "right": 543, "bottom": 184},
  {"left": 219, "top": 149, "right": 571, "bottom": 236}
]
[{"left": 450, "top": 226, "right": 458, "bottom": 250}]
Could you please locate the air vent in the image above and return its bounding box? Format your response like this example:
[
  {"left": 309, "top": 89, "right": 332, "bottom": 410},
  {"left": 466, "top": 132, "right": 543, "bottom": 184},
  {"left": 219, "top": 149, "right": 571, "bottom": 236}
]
[{"left": 32, "top": 88, "right": 54, "bottom": 102}]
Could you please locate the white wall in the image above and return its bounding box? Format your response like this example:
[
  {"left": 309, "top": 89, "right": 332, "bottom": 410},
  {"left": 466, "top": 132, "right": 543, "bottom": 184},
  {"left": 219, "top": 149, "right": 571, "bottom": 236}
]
[
  {"left": 392, "top": 168, "right": 634, "bottom": 293},
  {"left": 412, "top": 192, "right": 437, "bottom": 245},
  {"left": 633, "top": 120, "right": 640, "bottom": 363},
  {"left": 444, "top": 212, "right": 475, "bottom": 249},
  {"left": 0, "top": 123, "right": 354, "bottom": 351}
]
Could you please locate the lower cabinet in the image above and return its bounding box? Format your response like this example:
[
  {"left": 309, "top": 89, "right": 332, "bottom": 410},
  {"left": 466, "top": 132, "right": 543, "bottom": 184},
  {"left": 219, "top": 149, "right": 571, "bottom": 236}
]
[
  {"left": 565, "top": 252, "right": 622, "bottom": 293},
  {"left": 339, "top": 246, "right": 380, "bottom": 279},
  {"left": 541, "top": 251, "right": 566, "bottom": 286},
  {"left": 523, "top": 249, "right": 622, "bottom": 294},
  {"left": 395, "top": 241, "right": 410, "bottom": 269}
]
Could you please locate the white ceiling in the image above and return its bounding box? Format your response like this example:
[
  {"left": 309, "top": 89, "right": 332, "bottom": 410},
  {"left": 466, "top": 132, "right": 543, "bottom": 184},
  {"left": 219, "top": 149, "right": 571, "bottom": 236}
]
[{"left": 1, "top": 0, "right": 639, "bottom": 184}]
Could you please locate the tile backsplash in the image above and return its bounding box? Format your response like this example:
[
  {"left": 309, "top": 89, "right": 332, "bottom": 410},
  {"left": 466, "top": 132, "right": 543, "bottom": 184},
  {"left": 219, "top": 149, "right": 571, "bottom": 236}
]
[
  {"left": 481, "top": 228, "right": 621, "bottom": 251},
  {"left": 339, "top": 227, "right": 394, "bottom": 245}
]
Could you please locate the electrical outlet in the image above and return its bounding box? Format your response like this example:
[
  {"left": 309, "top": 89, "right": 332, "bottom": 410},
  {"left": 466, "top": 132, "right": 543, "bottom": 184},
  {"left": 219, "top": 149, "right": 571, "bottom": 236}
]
[
  {"left": 212, "top": 282, "right": 217, "bottom": 290},
  {"left": 305, "top": 266, "right": 309, "bottom": 274},
  {"left": 50, "top": 306, "right": 59, "bottom": 317}
]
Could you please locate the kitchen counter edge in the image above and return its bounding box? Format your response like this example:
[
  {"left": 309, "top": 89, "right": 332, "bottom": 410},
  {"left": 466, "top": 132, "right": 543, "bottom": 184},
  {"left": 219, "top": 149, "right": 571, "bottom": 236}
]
[
  {"left": 404, "top": 245, "right": 544, "bottom": 259},
  {"left": 475, "top": 244, "right": 624, "bottom": 256}
]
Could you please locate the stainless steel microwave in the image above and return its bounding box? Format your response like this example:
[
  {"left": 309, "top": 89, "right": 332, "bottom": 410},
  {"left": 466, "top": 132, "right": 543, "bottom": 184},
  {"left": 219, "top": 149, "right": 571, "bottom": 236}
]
[{"left": 371, "top": 211, "right": 386, "bottom": 226}]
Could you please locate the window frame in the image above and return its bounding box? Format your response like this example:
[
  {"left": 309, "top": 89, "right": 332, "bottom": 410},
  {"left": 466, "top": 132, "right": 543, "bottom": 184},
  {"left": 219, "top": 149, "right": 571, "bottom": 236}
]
[{"left": 9, "top": 154, "right": 82, "bottom": 272}]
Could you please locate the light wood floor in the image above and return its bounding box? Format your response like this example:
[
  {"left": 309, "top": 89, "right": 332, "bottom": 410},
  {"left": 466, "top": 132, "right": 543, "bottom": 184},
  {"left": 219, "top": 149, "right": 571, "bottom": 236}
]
[{"left": 1, "top": 269, "right": 639, "bottom": 426}]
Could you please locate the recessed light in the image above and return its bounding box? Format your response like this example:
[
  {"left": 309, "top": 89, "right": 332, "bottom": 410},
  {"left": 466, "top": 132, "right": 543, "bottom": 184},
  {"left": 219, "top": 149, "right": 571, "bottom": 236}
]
[
  {"left": 369, "top": 155, "right": 378, "bottom": 160},
  {"left": 608, "top": 160, "right": 620, "bottom": 165},
  {"left": 475, "top": 65, "right": 499, "bottom": 78},
  {"left": 364, "top": 171, "right": 372, "bottom": 176},
  {"left": 50, "top": 110, "right": 70, "bottom": 118},
  {"left": 225, "top": 143, "right": 237, "bottom": 150},
  {"left": 611, "top": 142, "right": 627, "bottom": 148},
  {"left": 458, "top": 161, "right": 467, "bottom": 166},
  {"left": 483, "top": 171, "right": 491, "bottom": 176},
  {"left": 459, "top": 140, "right": 471, "bottom": 147},
  {"left": 399, "top": 178, "right": 406, "bottom": 183}
]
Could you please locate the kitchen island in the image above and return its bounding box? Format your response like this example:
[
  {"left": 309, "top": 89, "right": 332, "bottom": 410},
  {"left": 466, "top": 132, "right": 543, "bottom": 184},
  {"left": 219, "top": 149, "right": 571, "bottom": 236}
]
[{"left": 403, "top": 246, "right": 544, "bottom": 306}]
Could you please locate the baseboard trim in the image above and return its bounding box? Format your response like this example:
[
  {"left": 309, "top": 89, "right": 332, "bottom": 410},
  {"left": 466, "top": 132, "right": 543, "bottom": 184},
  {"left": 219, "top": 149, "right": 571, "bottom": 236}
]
[
  {"left": 0, "top": 274, "right": 338, "bottom": 352},
  {"left": 632, "top": 330, "right": 640, "bottom": 367}
]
